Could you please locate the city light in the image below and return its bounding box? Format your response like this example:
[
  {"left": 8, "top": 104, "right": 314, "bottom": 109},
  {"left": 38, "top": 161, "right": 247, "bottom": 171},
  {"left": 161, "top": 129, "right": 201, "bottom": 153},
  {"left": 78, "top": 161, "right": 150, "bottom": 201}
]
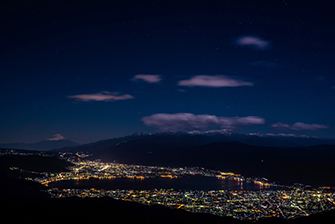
[{"left": 3, "top": 149, "right": 335, "bottom": 221}]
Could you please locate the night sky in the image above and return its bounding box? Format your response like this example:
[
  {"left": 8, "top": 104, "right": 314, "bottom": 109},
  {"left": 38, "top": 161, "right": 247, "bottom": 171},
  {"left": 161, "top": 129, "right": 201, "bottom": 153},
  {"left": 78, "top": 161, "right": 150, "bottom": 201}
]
[{"left": 1, "top": 0, "right": 334, "bottom": 144}]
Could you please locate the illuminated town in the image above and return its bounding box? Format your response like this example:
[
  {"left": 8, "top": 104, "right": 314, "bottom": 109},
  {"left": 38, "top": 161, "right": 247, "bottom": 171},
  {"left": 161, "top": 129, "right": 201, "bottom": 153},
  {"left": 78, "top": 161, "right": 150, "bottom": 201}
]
[
  {"left": 48, "top": 188, "right": 335, "bottom": 221},
  {"left": 2, "top": 149, "right": 335, "bottom": 221}
]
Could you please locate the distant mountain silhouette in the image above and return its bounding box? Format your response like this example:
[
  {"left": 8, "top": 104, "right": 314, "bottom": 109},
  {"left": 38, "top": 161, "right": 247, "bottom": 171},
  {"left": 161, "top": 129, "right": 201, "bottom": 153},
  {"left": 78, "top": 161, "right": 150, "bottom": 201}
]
[{"left": 0, "top": 134, "right": 80, "bottom": 151}]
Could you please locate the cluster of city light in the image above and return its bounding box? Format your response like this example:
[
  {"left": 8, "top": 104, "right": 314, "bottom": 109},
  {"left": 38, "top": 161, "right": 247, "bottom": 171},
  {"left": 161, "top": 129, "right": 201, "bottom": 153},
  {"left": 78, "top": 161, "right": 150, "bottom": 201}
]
[
  {"left": 47, "top": 188, "right": 335, "bottom": 221},
  {"left": 28, "top": 158, "right": 335, "bottom": 221},
  {"left": 0, "top": 149, "right": 54, "bottom": 157},
  {"left": 34, "top": 159, "right": 273, "bottom": 189},
  {"left": 0, "top": 149, "right": 84, "bottom": 160}
]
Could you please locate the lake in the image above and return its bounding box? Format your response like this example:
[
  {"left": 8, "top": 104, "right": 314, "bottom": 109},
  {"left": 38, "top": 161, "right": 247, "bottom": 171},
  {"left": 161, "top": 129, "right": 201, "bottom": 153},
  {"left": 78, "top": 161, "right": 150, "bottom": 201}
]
[{"left": 49, "top": 176, "right": 281, "bottom": 191}]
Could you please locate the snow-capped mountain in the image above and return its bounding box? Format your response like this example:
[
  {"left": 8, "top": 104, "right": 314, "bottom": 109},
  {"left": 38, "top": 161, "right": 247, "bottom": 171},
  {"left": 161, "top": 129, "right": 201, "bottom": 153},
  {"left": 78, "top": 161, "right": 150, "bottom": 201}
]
[
  {"left": 188, "top": 129, "right": 235, "bottom": 136},
  {"left": 46, "top": 134, "right": 68, "bottom": 141},
  {"left": 0, "top": 134, "right": 80, "bottom": 151},
  {"left": 58, "top": 130, "right": 335, "bottom": 156}
]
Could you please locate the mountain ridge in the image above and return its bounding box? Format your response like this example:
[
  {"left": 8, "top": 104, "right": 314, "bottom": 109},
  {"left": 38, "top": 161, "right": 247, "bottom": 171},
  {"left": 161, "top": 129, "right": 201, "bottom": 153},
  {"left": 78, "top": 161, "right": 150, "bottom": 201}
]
[{"left": 55, "top": 130, "right": 335, "bottom": 153}]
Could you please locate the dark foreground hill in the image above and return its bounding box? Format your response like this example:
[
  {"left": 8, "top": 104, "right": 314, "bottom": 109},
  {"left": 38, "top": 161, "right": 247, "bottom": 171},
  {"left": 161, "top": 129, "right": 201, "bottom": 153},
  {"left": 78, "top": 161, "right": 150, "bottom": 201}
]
[
  {"left": 0, "top": 155, "right": 73, "bottom": 201},
  {"left": 1, "top": 197, "right": 244, "bottom": 224},
  {"left": 2, "top": 196, "right": 335, "bottom": 224},
  {"left": 0, "top": 155, "right": 73, "bottom": 173},
  {"left": 1, "top": 155, "right": 335, "bottom": 224}
]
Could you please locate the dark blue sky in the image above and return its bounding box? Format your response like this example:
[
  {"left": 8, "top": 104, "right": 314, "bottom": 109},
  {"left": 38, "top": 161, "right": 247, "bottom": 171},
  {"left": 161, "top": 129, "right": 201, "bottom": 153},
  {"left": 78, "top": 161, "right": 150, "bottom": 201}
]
[{"left": 1, "top": 0, "right": 334, "bottom": 144}]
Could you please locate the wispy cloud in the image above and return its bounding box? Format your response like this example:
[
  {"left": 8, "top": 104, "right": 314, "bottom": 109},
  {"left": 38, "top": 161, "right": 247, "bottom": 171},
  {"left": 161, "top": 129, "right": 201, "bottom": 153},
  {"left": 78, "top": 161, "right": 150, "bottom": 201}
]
[
  {"left": 271, "top": 122, "right": 329, "bottom": 131},
  {"left": 141, "top": 113, "right": 265, "bottom": 131},
  {"left": 178, "top": 75, "right": 253, "bottom": 87},
  {"left": 235, "top": 35, "right": 270, "bottom": 50},
  {"left": 67, "top": 91, "right": 134, "bottom": 102},
  {"left": 132, "top": 74, "right": 162, "bottom": 83},
  {"left": 47, "top": 134, "right": 67, "bottom": 141}
]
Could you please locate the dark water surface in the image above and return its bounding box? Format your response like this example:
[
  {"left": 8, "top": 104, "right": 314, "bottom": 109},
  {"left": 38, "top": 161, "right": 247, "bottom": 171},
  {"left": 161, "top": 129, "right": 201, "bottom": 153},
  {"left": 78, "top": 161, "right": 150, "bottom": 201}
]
[{"left": 49, "top": 176, "right": 281, "bottom": 191}]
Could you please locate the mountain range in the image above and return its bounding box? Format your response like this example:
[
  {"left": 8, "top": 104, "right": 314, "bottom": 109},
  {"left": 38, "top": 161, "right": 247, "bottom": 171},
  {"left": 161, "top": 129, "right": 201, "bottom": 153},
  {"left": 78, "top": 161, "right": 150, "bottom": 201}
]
[
  {"left": 56, "top": 129, "right": 335, "bottom": 153},
  {"left": 2, "top": 130, "right": 335, "bottom": 152}
]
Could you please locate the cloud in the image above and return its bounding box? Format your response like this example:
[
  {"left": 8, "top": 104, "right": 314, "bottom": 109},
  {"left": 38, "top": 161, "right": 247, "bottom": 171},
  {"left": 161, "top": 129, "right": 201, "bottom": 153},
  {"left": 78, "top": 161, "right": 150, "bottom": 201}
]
[
  {"left": 47, "top": 134, "right": 67, "bottom": 141},
  {"left": 178, "top": 75, "right": 253, "bottom": 87},
  {"left": 271, "top": 122, "right": 329, "bottom": 131},
  {"left": 235, "top": 35, "right": 270, "bottom": 50},
  {"left": 141, "top": 113, "right": 265, "bottom": 131},
  {"left": 132, "top": 74, "right": 162, "bottom": 83},
  {"left": 67, "top": 91, "right": 134, "bottom": 102}
]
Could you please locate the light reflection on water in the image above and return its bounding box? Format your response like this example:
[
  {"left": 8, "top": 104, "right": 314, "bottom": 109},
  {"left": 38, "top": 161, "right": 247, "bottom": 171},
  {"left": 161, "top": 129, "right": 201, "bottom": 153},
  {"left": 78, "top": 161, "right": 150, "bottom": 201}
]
[{"left": 49, "top": 176, "right": 276, "bottom": 191}]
